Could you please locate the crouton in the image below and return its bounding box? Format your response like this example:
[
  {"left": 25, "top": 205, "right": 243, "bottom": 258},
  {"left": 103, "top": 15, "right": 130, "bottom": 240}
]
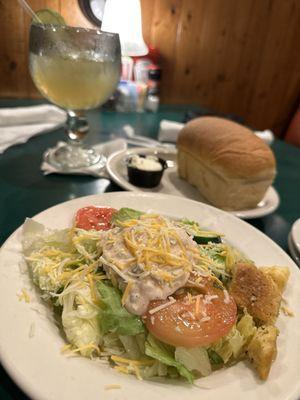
[
  {"left": 247, "top": 325, "right": 278, "bottom": 379},
  {"left": 229, "top": 263, "right": 282, "bottom": 324},
  {"left": 261, "top": 266, "right": 290, "bottom": 293}
]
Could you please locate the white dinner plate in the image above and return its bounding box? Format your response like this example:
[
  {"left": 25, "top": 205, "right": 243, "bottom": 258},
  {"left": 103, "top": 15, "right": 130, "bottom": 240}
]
[
  {"left": 0, "top": 192, "right": 299, "bottom": 400},
  {"left": 106, "top": 147, "right": 280, "bottom": 219}
]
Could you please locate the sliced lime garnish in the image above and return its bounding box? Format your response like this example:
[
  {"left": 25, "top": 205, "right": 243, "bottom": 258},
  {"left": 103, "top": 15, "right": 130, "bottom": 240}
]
[{"left": 33, "top": 8, "right": 66, "bottom": 25}]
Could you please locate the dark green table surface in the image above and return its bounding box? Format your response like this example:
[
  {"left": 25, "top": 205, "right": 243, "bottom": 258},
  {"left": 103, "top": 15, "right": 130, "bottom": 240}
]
[{"left": 0, "top": 99, "right": 299, "bottom": 399}]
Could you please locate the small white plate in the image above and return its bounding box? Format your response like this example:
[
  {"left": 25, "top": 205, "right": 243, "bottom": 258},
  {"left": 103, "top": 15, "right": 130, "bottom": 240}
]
[
  {"left": 106, "top": 147, "right": 280, "bottom": 219},
  {"left": 291, "top": 219, "right": 300, "bottom": 255},
  {"left": 288, "top": 233, "right": 300, "bottom": 266}
]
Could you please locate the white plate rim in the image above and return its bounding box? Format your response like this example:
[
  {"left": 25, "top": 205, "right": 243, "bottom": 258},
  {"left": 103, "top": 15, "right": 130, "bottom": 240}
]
[
  {"left": 291, "top": 219, "right": 300, "bottom": 254},
  {"left": 0, "top": 191, "right": 299, "bottom": 400},
  {"left": 106, "top": 147, "right": 280, "bottom": 220},
  {"left": 288, "top": 233, "right": 300, "bottom": 266}
]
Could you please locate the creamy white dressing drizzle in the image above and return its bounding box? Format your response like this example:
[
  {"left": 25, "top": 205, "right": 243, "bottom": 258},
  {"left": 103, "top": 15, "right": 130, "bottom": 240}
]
[
  {"left": 99, "top": 216, "right": 201, "bottom": 315},
  {"left": 124, "top": 273, "right": 188, "bottom": 315}
]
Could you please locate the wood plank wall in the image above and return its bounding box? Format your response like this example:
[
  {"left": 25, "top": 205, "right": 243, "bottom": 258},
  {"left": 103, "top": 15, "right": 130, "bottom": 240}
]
[{"left": 1, "top": 0, "right": 300, "bottom": 136}]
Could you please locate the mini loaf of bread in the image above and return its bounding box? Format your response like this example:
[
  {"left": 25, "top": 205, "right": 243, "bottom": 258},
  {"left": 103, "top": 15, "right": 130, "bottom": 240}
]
[{"left": 177, "top": 117, "right": 276, "bottom": 210}]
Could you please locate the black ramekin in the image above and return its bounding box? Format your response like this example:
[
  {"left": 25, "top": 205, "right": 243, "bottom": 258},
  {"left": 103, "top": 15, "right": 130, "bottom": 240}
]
[{"left": 127, "top": 155, "right": 167, "bottom": 188}]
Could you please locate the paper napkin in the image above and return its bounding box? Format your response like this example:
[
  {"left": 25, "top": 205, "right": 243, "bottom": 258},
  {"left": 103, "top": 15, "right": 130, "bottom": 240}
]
[
  {"left": 158, "top": 119, "right": 274, "bottom": 146},
  {"left": 0, "top": 104, "right": 66, "bottom": 154}
]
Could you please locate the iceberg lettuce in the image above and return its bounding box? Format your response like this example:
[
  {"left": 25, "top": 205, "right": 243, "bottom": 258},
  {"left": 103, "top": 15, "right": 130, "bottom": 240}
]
[
  {"left": 61, "top": 286, "right": 102, "bottom": 357},
  {"left": 97, "top": 281, "right": 144, "bottom": 336},
  {"left": 145, "top": 334, "right": 194, "bottom": 383},
  {"left": 175, "top": 346, "right": 212, "bottom": 377}
]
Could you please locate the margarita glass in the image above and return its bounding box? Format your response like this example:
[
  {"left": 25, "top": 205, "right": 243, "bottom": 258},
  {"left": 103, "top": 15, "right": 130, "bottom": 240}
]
[{"left": 29, "top": 23, "right": 121, "bottom": 170}]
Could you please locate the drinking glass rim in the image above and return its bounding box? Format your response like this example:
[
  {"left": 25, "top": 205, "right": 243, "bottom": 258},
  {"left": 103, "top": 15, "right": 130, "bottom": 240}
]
[{"left": 31, "top": 23, "right": 119, "bottom": 39}]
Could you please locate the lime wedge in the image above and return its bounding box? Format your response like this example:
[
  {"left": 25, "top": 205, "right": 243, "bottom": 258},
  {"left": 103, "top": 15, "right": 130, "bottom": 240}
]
[{"left": 33, "top": 8, "right": 66, "bottom": 25}]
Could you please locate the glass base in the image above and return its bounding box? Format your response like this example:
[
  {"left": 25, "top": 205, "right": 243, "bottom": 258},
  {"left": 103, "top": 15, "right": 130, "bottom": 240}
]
[{"left": 45, "top": 143, "right": 106, "bottom": 170}]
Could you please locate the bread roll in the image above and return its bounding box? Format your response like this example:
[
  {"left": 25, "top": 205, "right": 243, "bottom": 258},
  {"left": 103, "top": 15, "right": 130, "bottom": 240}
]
[{"left": 177, "top": 117, "right": 276, "bottom": 210}]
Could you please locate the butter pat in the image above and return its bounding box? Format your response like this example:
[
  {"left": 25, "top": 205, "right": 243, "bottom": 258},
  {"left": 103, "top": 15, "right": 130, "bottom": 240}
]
[{"left": 128, "top": 155, "right": 163, "bottom": 172}]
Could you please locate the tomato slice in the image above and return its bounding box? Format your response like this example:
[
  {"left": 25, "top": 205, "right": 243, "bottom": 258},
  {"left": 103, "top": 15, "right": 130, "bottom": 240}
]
[
  {"left": 144, "top": 276, "right": 237, "bottom": 348},
  {"left": 75, "top": 206, "right": 117, "bottom": 231}
]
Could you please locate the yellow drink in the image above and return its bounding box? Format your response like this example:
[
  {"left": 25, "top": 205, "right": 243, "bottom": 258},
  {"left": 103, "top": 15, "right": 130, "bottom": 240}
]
[
  {"left": 30, "top": 54, "right": 120, "bottom": 110},
  {"left": 28, "top": 22, "right": 121, "bottom": 169}
]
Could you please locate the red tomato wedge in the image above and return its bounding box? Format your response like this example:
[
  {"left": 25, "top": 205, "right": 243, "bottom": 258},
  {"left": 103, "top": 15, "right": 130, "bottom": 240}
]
[
  {"left": 144, "top": 276, "right": 237, "bottom": 348},
  {"left": 75, "top": 206, "right": 117, "bottom": 231}
]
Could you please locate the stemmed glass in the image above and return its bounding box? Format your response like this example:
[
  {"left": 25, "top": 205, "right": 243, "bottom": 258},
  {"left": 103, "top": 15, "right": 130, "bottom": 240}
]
[{"left": 29, "top": 23, "right": 121, "bottom": 170}]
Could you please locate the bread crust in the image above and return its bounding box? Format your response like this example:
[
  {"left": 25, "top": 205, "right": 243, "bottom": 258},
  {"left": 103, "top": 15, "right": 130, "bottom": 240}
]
[
  {"left": 177, "top": 149, "right": 273, "bottom": 210},
  {"left": 177, "top": 117, "right": 276, "bottom": 180}
]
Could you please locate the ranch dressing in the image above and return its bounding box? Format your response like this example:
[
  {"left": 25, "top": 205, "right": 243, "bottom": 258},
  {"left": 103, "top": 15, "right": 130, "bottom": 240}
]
[{"left": 100, "top": 217, "right": 199, "bottom": 315}]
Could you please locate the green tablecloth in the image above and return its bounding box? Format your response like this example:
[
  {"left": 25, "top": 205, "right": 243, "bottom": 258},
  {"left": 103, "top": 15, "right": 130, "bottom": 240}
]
[{"left": 0, "top": 99, "right": 299, "bottom": 399}]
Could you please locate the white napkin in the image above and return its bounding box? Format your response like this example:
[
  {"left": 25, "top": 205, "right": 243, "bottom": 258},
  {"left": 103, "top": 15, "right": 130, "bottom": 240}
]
[
  {"left": 158, "top": 119, "right": 275, "bottom": 146},
  {"left": 0, "top": 104, "right": 67, "bottom": 154},
  {"left": 41, "top": 138, "right": 127, "bottom": 178}
]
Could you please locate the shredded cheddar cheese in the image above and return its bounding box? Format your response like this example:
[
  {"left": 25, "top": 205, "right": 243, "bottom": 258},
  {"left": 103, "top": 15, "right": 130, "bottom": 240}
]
[
  {"left": 105, "top": 384, "right": 121, "bottom": 390},
  {"left": 17, "top": 288, "right": 31, "bottom": 303},
  {"left": 62, "top": 343, "right": 101, "bottom": 356},
  {"left": 281, "top": 305, "right": 294, "bottom": 317},
  {"left": 195, "top": 295, "right": 201, "bottom": 317},
  {"left": 111, "top": 355, "right": 155, "bottom": 366}
]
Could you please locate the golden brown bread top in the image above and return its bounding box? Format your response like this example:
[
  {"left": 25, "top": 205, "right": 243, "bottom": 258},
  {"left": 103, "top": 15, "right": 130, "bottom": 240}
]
[
  {"left": 177, "top": 117, "right": 276, "bottom": 180},
  {"left": 229, "top": 263, "right": 282, "bottom": 325}
]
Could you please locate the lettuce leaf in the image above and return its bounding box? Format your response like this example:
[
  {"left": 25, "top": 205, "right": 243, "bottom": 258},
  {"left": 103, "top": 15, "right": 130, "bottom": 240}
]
[
  {"left": 112, "top": 208, "right": 143, "bottom": 225},
  {"left": 22, "top": 218, "right": 71, "bottom": 256},
  {"left": 97, "top": 281, "right": 144, "bottom": 336},
  {"left": 119, "top": 334, "right": 144, "bottom": 359},
  {"left": 237, "top": 311, "right": 257, "bottom": 344},
  {"left": 211, "top": 326, "right": 244, "bottom": 363},
  {"left": 102, "top": 332, "right": 125, "bottom": 356},
  {"left": 145, "top": 334, "right": 194, "bottom": 383},
  {"left": 62, "top": 288, "right": 102, "bottom": 357},
  {"left": 207, "top": 348, "right": 224, "bottom": 365},
  {"left": 175, "top": 347, "right": 212, "bottom": 376}
]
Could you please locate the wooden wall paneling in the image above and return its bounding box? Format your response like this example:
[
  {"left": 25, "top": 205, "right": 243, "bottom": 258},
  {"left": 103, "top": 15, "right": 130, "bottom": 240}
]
[
  {"left": 279, "top": 68, "right": 300, "bottom": 138},
  {"left": 193, "top": 0, "right": 239, "bottom": 110},
  {"left": 0, "top": 0, "right": 93, "bottom": 99},
  {"left": 60, "top": 0, "right": 93, "bottom": 28},
  {"left": 0, "top": 0, "right": 62, "bottom": 98},
  {"left": 147, "top": 0, "right": 184, "bottom": 103},
  {"left": 140, "top": 0, "right": 156, "bottom": 43},
  {"left": 246, "top": 0, "right": 300, "bottom": 132},
  {"left": 167, "top": 0, "right": 208, "bottom": 104},
  {"left": 1, "top": 0, "right": 300, "bottom": 136},
  {"left": 212, "top": 0, "right": 256, "bottom": 117},
  {"left": 171, "top": 0, "right": 243, "bottom": 108},
  {"left": 0, "top": 0, "right": 28, "bottom": 97},
  {"left": 214, "top": 0, "right": 273, "bottom": 125}
]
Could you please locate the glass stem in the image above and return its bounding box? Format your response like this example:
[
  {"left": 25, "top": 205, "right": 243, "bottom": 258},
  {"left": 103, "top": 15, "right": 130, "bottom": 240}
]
[{"left": 66, "top": 110, "right": 89, "bottom": 146}]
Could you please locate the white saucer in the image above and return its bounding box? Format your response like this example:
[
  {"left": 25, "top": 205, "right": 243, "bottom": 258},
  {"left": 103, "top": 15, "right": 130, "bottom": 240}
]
[
  {"left": 288, "top": 233, "right": 300, "bottom": 266},
  {"left": 291, "top": 219, "right": 300, "bottom": 255},
  {"left": 106, "top": 146, "right": 280, "bottom": 220}
]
